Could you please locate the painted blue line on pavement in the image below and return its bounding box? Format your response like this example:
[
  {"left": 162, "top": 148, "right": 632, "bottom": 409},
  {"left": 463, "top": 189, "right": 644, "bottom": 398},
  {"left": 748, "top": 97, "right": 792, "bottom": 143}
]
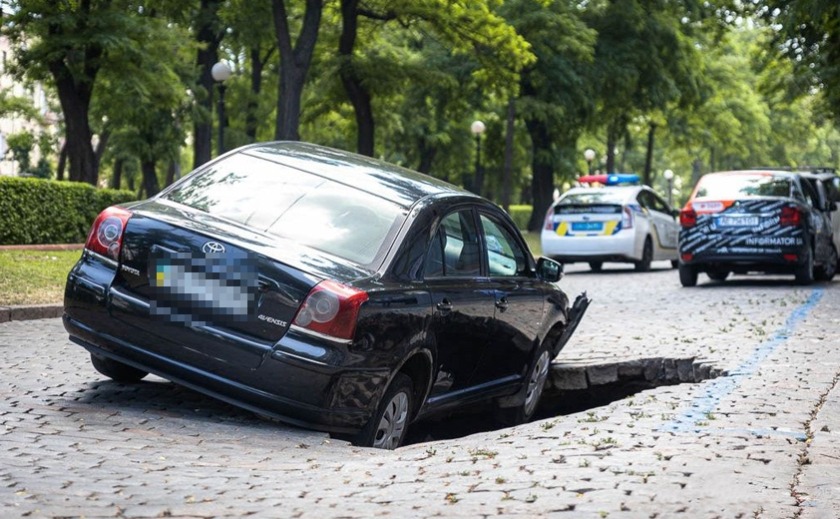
[{"left": 661, "top": 287, "right": 824, "bottom": 434}]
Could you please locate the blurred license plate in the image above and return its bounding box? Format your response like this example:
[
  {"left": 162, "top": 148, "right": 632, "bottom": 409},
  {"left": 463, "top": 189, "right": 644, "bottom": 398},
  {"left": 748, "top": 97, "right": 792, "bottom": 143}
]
[
  {"left": 717, "top": 216, "right": 758, "bottom": 227},
  {"left": 572, "top": 221, "right": 603, "bottom": 231}
]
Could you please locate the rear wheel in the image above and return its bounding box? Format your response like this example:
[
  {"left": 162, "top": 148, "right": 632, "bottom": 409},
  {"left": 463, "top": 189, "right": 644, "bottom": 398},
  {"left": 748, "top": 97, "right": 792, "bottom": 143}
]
[
  {"left": 671, "top": 259, "right": 679, "bottom": 269},
  {"left": 495, "top": 345, "right": 551, "bottom": 426},
  {"left": 815, "top": 246, "right": 837, "bottom": 282},
  {"left": 90, "top": 354, "right": 148, "bottom": 383},
  {"left": 679, "top": 264, "right": 698, "bottom": 287},
  {"left": 795, "top": 248, "right": 815, "bottom": 285},
  {"left": 634, "top": 238, "right": 653, "bottom": 272},
  {"left": 588, "top": 261, "right": 603, "bottom": 272},
  {"left": 355, "top": 373, "right": 413, "bottom": 450},
  {"left": 707, "top": 270, "right": 729, "bottom": 282}
]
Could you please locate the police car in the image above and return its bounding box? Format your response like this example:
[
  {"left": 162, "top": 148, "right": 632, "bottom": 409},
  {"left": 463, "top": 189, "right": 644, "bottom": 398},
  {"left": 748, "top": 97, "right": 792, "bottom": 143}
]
[{"left": 541, "top": 174, "right": 680, "bottom": 272}]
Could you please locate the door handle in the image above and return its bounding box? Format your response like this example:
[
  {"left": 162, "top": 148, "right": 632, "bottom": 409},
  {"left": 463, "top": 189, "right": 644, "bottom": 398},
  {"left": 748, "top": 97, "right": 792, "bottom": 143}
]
[
  {"left": 436, "top": 299, "right": 453, "bottom": 313},
  {"left": 495, "top": 297, "right": 509, "bottom": 312}
]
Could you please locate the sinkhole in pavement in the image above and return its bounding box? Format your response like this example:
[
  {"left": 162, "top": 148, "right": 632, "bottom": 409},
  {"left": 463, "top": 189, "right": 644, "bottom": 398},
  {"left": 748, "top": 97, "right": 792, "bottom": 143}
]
[{"left": 404, "top": 356, "right": 726, "bottom": 446}]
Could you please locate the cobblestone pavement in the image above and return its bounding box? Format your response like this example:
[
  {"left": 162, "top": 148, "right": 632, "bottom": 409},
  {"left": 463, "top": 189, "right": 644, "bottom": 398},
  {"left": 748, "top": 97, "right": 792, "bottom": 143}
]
[{"left": 2, "top": 262, "right": 840, "bottom": 518}]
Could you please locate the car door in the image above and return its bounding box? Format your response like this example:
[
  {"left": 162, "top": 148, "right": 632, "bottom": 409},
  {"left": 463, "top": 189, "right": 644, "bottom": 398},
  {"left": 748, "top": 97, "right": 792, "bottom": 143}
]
[
  {"left": 423, "top": 208, "right": 497, "bottom": 399},
  {"left": 639, "top": 189, "right": 679, "bottom": 253},
  {"left": 470, "top": 211, "right": 546, "bottom": 387},
  {"left": 800, "top": 176, "right": 833, "bottom": 261}
]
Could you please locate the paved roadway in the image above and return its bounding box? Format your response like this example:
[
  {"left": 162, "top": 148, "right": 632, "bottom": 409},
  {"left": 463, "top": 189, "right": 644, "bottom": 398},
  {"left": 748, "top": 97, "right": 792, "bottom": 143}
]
[{"left": 1, "top": 262, "right": 839, "bottom": 518}]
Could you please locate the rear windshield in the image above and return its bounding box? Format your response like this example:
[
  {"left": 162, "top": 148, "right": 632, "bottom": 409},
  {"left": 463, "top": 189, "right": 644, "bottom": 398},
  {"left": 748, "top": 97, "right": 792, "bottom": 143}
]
[
  {"left": 161, "top": 153, "right": 404, "bottom": 265},
  {"left": 559, "top": 190, "right": 627, "bottom": 205},
  {"left": 694, "top": 174, "right": 792, "bottom": 199}
]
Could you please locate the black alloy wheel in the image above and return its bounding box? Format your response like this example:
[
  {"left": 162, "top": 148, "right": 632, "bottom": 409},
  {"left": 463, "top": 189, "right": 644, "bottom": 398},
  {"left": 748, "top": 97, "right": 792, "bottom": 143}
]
[
  {"left": 90, "top": 354, "right": 149, "bottom": 383},
  {"left": 355, "top": 373, "right": 414, "bottom": 450}
]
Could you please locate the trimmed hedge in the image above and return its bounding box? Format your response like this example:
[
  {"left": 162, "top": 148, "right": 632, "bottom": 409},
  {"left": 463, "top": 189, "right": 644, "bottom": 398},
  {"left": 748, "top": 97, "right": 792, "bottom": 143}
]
[
  {"left": 0, "top": 177, "right": 136, "bottom": 245},
  {"left": 508, "top": 204, "right": 532, "bottom": 231}
]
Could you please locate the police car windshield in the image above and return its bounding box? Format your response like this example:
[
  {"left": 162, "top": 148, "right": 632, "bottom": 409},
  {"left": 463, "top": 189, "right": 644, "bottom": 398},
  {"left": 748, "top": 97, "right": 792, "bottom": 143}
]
[
  {"left": 695, "top": 174, "right": 792, "bottom": 199},
  {"left": 560, "top": 191, "right": 627, "bottom": 205}
]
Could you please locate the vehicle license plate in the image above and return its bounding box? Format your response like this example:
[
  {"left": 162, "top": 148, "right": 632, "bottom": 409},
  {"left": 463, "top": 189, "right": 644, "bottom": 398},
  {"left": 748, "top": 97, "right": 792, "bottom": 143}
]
[
  {"left": 717, "top": 216, "right": 759, "bottom": 227},
  {"left": 571, "top": 221, "right": 603, "bottom": 231}
]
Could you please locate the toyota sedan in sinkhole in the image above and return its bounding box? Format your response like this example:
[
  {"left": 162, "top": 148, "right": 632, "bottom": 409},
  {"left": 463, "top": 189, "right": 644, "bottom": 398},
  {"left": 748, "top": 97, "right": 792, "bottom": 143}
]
[{"left": 63, "top": 142, "right": 590, "bottom": 449}]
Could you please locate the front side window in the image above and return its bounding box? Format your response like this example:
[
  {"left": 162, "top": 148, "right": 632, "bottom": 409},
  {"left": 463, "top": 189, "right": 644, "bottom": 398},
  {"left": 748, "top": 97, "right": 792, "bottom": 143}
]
[
  {"left": 162, "top": 153, "right": 404, "bottom": 265},
  {"left": 479, "top": 214, "right": 528, "bottom": 277}
]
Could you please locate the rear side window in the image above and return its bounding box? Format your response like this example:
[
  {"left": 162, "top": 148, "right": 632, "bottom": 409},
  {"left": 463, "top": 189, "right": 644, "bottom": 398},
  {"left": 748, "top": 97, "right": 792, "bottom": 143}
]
[
  {"left": 694, "top": 174, "right": 792, "bottom": 199},
  {"left": 162, "top": 153, "right": 404, "bottom": 265}
]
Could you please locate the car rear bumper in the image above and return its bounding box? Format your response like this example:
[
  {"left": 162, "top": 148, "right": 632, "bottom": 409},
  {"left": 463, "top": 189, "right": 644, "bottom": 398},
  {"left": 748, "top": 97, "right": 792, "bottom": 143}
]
[
  {"left": 64, "top": 314, "right": 378, "bottom": 434},
  {"left": 541, "top": 231, "right": 639, "bottom": 262},
  {"left": 679, "top": 247, "right": 809, "bottom": 273}
]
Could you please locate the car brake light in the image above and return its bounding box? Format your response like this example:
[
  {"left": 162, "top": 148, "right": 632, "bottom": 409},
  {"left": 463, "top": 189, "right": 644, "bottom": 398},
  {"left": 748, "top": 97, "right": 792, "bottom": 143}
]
[
  {"left": 84, "top": 206, "right": 132, "bottom": 261},
  {"left": 780, "top": 206, "right": 801, "bottom": 226},
  {"left": 783, "top": 253, "right": 798, "bottom": 262},
  {"left": 543, "top": 207, "right": 555, "bottom": 230},
  {"left": 622, "top": 206, "right": 633, "bottom": 229},
  {"left": 292, "top": 280, "right": 369, "bottom": 341},
  {"left": 680, "top": 208, "right": 697, "bottom": 227}
]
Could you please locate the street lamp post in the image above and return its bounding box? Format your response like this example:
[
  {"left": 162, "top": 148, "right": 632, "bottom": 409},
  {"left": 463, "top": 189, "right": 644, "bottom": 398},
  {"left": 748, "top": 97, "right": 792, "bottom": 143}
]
[
  {"left": 470, "top": 120, "right": 486, "bottom": 195},
  {"left": 584, "top": 148, "right": 596, "bottom": 175},
  {"left": 663, "top": 169, "right": 675, "bottom": 207},
  {"left": 211, "top": 61, "right": 232, "bottom": 156}
]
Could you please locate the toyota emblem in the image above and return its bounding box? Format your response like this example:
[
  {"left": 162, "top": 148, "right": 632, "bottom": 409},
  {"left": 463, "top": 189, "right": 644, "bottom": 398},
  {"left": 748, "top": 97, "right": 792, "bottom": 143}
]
[{"left": 202, "top": 241, "right": 226, "bottom": 254}]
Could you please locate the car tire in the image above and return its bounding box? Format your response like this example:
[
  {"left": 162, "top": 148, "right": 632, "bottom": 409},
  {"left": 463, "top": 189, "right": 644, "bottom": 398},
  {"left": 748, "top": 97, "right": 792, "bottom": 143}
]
[
  {"left": 815, "top": 246, "right": 837, "bottom": 282},
  {"left": 355, "top": 373, "right": 413, "bottom": 450},
  {"left": 671, "top": 259, "right": 679, "bottom": 269},
  {"left": 795, "top": 248, "right": 815, "bottom": 285},
  {"left": 495, "top": 344, "right": 551, "bottom": 427},
  {"left": 588, "top": 261, "right": 603, "bottom": 272},
  {"left": 707, "top": 270, "right": 729, "bottom": 282},
  {"left": 634, "top": 238, "right": 653, "bottom": 272},
  {"left": 679, "top": 264, "right": 698, "bottom": 287},
  {"left": 90, "top": 353, "right": 148, "bottom": 383}
]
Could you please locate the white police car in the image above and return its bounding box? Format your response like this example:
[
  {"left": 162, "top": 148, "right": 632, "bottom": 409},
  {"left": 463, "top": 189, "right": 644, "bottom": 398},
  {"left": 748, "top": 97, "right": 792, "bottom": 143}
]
[{"left": 541, "top": 174, "right": 680, "bottom": 272}]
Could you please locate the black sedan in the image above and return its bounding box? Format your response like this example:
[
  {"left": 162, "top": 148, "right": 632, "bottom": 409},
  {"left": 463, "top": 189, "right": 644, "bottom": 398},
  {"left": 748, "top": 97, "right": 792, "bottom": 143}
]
[{"left": 64, "top": 142, "right": 589, "bottom": 449}]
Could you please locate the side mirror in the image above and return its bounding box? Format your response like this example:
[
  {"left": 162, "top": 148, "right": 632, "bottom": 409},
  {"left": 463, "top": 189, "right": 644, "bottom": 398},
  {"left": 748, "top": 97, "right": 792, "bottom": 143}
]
[{"left": 537, "top": 257, "right": 563, "bottom": 282}]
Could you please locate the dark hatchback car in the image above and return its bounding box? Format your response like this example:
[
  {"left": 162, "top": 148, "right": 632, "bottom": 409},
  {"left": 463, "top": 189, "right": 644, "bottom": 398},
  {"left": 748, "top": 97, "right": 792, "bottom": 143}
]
[
  {"left": 64, "top": 142, "right": 589, "bottom": 449},
  {"left": 678, "top": 170, "right": 837, "bottom": 286}
]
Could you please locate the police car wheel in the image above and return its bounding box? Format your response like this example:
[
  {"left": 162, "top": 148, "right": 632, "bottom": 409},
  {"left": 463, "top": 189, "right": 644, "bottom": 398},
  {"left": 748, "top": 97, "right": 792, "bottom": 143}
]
[{"left": 588, "top": 261, "right": 603, "bottom": 272}]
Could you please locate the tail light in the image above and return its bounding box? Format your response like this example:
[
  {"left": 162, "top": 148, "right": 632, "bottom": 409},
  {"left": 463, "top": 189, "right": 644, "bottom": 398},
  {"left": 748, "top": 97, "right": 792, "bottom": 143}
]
[
  {"left": 84, "top": 206, "right": 132, "bottom": 261},
  {"left": 621, "top": 206, "right": 633, "bottom": 229},
  {"left": 780, "top": 206, "right": 801, "bottom": 226},
  {"left": 544, "top": 207, "right": 555, "bottom": 230},
  {"left": 292, "top": 280, "right": 369, "bottom": 341},
  {"left": 680, "top": 208, "right": 697, "bottom": 227}
]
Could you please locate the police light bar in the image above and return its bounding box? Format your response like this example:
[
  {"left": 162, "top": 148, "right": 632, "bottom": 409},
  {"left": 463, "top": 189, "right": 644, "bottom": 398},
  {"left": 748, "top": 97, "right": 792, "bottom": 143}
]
[{"left": 578, "top": 173, "right": 640, "bottom": 186}]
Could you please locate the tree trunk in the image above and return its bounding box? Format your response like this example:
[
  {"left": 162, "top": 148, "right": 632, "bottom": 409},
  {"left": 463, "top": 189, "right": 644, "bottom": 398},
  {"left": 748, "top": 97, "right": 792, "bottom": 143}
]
[
  {"left": 56, "top": 141, "right": 67, "bottom": 181},
  {"left": 501, "top": 99, "right": 515, "bottom": 212},
  {"left": 417, "top": 138, "right": 436, "bottom": 175},
  {"left": 339, "top": 0, "right": 375, "bottom": 156},
  {"left": 165, "top": 160, "right": 180, "bottom": 187},
  {"left": 525, "top": 118, "right": 554, "bottom": 232},
  {"left": 272, "top": 0, "right": 323, "bottom": 141},
  {"left": 643, "top": 122, "right": 656, "bottom": 185},
  {"left": 192, "top": 0, "right": 223, "bottom": 169},
  {"left": 141, "top": 160, "right": 160, "bottom": 197},
  {"left": 606, "top": 125, "right": 618, "bottom": 174},
  {"left": 245, "top": 47, "right": 267, "bottom": 142},
  {"left": 111, "top": 158, "right": 123, "bottom": 189},
  {"left": 49, "top": 63, "right": 97, "bottom": 185}
]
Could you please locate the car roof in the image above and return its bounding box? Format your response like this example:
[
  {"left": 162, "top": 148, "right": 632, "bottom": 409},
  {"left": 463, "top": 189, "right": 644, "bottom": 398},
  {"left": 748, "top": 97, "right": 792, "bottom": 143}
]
[
  {"left": 559, "top": 185, "right": 645, "bottom": 202},
  {"left": 702, "top": 169, "right": 801, "bottom": 179},
  {"left": 241, "top": 141, "right": 475, "bottom": 208}
]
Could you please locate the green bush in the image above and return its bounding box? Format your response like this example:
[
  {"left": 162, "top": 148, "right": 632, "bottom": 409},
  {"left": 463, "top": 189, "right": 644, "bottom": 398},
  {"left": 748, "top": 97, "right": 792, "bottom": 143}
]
[
  {"left": 507, "top": 204, "right": 533, "bottom": 230},
  {"left": 0, "top": 177, "right": 136, "bottom": 245}
]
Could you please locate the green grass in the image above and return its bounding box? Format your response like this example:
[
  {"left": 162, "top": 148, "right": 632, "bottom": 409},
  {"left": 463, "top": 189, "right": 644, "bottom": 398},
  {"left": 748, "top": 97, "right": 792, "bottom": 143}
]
[{"left": 0, "top": 249, "right": 81, "bottom": 305}]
